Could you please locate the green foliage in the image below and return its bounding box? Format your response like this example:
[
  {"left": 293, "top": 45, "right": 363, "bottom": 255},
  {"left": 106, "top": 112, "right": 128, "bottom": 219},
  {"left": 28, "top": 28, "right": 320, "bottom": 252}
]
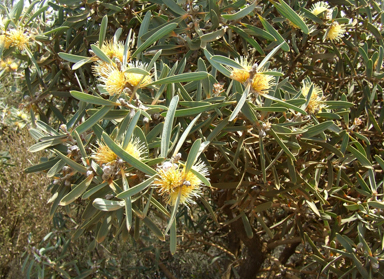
[{"left": 1, "top": 0, "right": 384, "bottom": 277}]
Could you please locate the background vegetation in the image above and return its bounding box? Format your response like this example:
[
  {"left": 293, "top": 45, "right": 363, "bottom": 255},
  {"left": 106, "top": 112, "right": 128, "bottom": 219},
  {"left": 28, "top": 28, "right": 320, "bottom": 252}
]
[{"left": 1, "top": 0, "right": 384, "bottom": 278}]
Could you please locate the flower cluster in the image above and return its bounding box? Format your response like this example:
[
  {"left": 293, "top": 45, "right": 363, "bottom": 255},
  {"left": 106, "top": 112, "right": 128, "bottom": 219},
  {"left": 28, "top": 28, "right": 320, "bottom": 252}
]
[
  {"left": 93, "top": 138, "right": 147, "bottom": 181},
  {"left": 301, "top": 81, "right": 326, "bottom": 114},
  {"left": 91, "top": 39, "right": 152, "bottom": 96},
  {"left": 229, "top": 57, "right": 274, "bottom": 96},
  {"left": 154, "top": 161, "right": 209, "bottom": 206},
  {"left": 0, "top": 28, "right": 31, "bottom": 51}
]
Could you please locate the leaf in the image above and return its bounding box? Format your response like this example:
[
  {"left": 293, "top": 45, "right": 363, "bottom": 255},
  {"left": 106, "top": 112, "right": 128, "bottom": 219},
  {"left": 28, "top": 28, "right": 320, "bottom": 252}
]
[
  {"left": 58, "top": 53, "right": 89, "bottom": 63},
  {"left": 116, "top": 176, "right": 156, "bottom": 199},
  {"left": 102, "top": 132, "right": 157, "bottom": 176},
  {"left": 70, "top": 91, "right": 118, "bottom": 106},
  {"left": 347, "top": 146, "right": 373, "bottom": 169},
  {"left": 59, "top": 175, "right": 93, "bottom": 206},
  {"left": 99, "top": 15, "right": 108, "bottom": 48},
  {"left": 165, "top": 190, "right": 182, "bottom": 234},
  {"left": 273, "top": 0, "right": 309, "bottom": 34},
  {"left": 302, "top": 121, "right": 334, "bottom": 138},
  {"left": 204, "top": 48, "right": 231, "bottom": 77},
  {"left": 143, "top": 217, "right": 165, "bottom": 241},
  {"left": 91, "top": 44, "right": 112, "bottom": 64},
  {"left": 258, "top": 14, "right": 290, "bottom": 52},
  {"left": 200, "top": 197, "right": 220, "bottom": 227},
  {"left": 258, "top": 43, "right": 284, "bottom": 71},
  {"left": 241, "top": 212, "right": 253, "bottom": 239},
  {"left": 263, "top": 94, "right": 307, "bottom": 115},
  {"left": 230, "top": 84, "right": 250, "bottom": 121},
  {"left": 170, "top": 219, "right": 177, "bottom": 254},
  {"left": 147, "top": 72, "right": 209, "bottom": 86},
  {"left": 229, "top": 25, "right": 264, "bottom": 55},
  {"left": 24, "top": 158, "right": 60, "bottom": 173},
  {"left": 222, "top": 1, "right": 257, "bottom": 20},
  {"left": 161, "top": 102, "right": 233, "bottom": 118},
  {"left": 54, "top": 150, "right": 88, "bottom": 174},
  {"left": 211, "top": 55, "right": 243, "bottom": 69},
  {"left": 161, "top": 95, "right": 179, "bottom": 157},
  {"left": 270, "top": 129, "right": 296, "bottom": 161},
  {"left": 190, "top": 168, "right": 211, "bottom": 187},
  {"left": 173, "top": 113, "right": 201, "bottom": 157},
  {"left": 132, "top": 22, "right": 178, "bottom": 58},
  {"left": 162, "top": 0, "right": 187, "bottom": 15},
  {"left": 185, "top": 139, "right": 201, "bottom": 173},
  {"left": 76, "top": 105, "right": 113, "bottom": 135},
  {"left": 92, "top": 198, "right": 125, "bottom": 211}
]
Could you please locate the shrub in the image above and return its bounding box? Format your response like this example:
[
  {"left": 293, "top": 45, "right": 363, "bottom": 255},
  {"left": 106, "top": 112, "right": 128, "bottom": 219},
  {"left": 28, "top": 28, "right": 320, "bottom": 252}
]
[{"left": 1, "top": 0, "right": 384, "bottom": 277}]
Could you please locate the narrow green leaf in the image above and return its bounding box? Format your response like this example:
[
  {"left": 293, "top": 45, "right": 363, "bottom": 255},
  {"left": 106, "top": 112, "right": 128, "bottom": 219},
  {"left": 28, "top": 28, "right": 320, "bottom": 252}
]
[
  {"left": 302, "top": 121, "right": 334, "bottom": 138},
  {"left": 76, "top": 105, "right": 113, "bottom": 135},
  {"left": 274, "top": 0, "right": 309, "bottom": 34},
  {"left": 99, "top": 15, "right": 108, "bottom": 48},
  {"left": 241, "top": 212, "right": 253, "bottom": 239},
  {"left": 82, "top": 182, "right": 108, "bottom": 199},
  {"left": 222, "top": 1, "right": 257, "bottom": 20},
  {"left": 58, "top": 53, "right": 89, "bottom": 63},
  {"left": 170, "top": 219, "right": 177, "bottom": 254},
  {"left": 147, "top": 72, "right": 209, "bottom": 86},
  {"left": 264, "top": 94, "right": 307, "bottom": 115},
  {"left": 54, "top": 150, "right": 88, "bottom": 174},
  {"left": 173, "top": 113, "right": 201, "bottom": 157},
  {"left": 185, "top": 139, "right": 201, "bottom": 173},
  {"left": 70, "top": 91, "right": 117, "bottom": 106},
  {"left": 211, "top": 55, "right": 243, "bottom": 69},
  {"left": 200, "top": 197, "right": 219, "bottom": 227},
  {"left": 91, "top": 44, "right": 112, "bottom": 64},
  {"left": 132, "top": 22, "right": 178, "bottom": 58},
  {"left": 347, "top": 146, "right": 373, "bottom": 169},
  {"left": 230, "top": 84, "right": 250, "bottom": 121},
  {"left": 102, "top": 133, "right": 157, "bottom": 176},
  {"left": 116, "top": 176, "right": 155, "bottom": 199},
  {"left": 143, "top": 217, "right": 165, "bottom": 241},
  {"left": 163, "top": 0, "right": 187, "bottom": 15},
  {"left": 190, "top": 168, "right": 211, "bottom": 187},
  {"left": 270, "top": 129, "right": 296, "bottom": 161},
  {"left": 165, "top": 190, "right": 182, "bottom": 234},
  {"left": 93, "top": 198, "right": 124, "bottom": 211},
  {"left": 60, "top": 176, "right": 93, "bottom": 206},
  {"left": 161, "top": 102, "right": 233, "bottom": 118},
  {"left": 258, "top": 15, "right": 290, "bottom": 51},
  {"left": 161, "top": 95, "right": 179, "bottom": 157}
]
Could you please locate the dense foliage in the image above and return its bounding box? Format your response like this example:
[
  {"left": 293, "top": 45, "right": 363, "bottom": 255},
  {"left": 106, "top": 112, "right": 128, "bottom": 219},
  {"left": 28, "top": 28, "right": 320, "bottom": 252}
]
[{"left": 1, "top": 0, "right": 384, "bottom": 277}]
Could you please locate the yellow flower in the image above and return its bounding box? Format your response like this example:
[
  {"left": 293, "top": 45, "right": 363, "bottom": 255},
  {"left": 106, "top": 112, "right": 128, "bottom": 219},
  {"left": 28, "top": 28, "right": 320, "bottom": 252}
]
[
  {"left": 98, "top": 65, "right": 127, "bottom": 95},
  {"left": 251, "top": 72, "right": 274, "bottom": 95},
  {"left": 9, "top": 62, "right": 18, "bottom": 71},
  {"left": 125, "top": 62, "right": 152, "bottom": 88},
  {"left": 325, "top": 22, "right": 346, "bottom": 42},
  {"left": 100, "top": 39, "right": 129, "bottom": 63},
  {"left": 229, "top": 56, "right": 253, "bottom": 83},
  {"left": 93, "top": 138, "right": 146, "bottom": 166},
  {"left": 7, "top": 29, "right": 29, "bottom": 50},
  {"left": 0, "top": 35, "right": 11, "bottom": 49},
  {"left": 310, "top": 1, "right": 330, "bottom": 16},
  {"left": 155, "top": 161, "right": 209, "bottom": 206},
  {"left": 301, "top": 81, "right": 325, "bottom": 114}
]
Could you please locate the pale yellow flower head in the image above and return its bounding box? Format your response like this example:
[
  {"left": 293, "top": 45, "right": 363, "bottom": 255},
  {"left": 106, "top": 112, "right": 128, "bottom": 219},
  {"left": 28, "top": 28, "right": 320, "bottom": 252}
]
[
  {"left": 301, "top": 81, "right": 325, "bottom": 114},
  {"left": 7, "top": 29, "right": 29, "bottom": 50},
  {"left": 251, "top": 71, "right": 274, "bottom": 95},
  {"left": 155, "top": 161, "right": 209, "bottom": 206},
  {"left": 97, "top": 64, "right": 127, "bottom": 95},
  {"left": 229, "top": 56, "right": 253, "bottom": 83},
  {"left": 325, "top": 22, "right": 346, "bottom": 42},
  {"left": 93, "top": 138, "right": 146, "bottom": 166},
  {"left": 100, "top": 39, "right": 129, "bottom": 63},
  {"left": 311, "top": 1, "right": 330, "bottom": 16},
  {"left": 125, "top": 61, "right": 152, "bottom": 88}
]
